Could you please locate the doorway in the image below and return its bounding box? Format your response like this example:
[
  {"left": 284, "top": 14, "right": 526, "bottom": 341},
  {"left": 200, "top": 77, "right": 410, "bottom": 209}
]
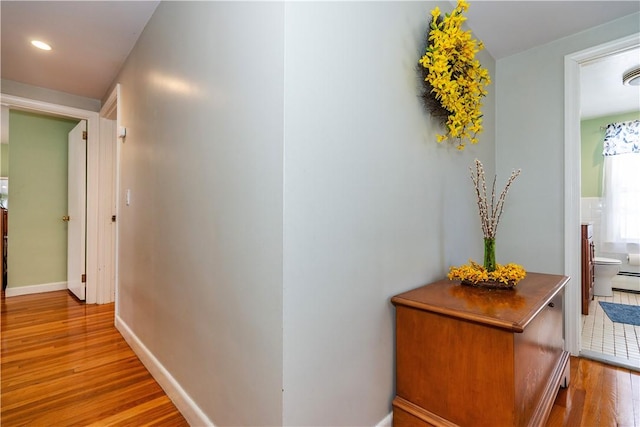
[
  {"left": 3, "top": 110, "right": 81, "bottom": 296},
  {"left": 0, "top": 93, "right": 113, "bottom": 304},
  {"left": 565, "top": 33, "right": 640, "bottom": 371}
]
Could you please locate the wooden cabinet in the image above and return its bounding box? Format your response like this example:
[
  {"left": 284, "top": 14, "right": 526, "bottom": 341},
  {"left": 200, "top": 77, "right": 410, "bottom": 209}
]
[
  {"left": 581, "top": 223, "right": 595, "bottom": 315},
  {"left": 391, "top": 273, "right": 569, "bottom": 427}
]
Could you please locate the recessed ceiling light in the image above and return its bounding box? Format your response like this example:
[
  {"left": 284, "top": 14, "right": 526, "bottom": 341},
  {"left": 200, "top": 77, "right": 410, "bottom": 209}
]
[
  {"left": 31, "top": 40, "right": 52, "bottom": 51},
  {"left": 622, "top": 66, "right": 640, "bottom": 86}
]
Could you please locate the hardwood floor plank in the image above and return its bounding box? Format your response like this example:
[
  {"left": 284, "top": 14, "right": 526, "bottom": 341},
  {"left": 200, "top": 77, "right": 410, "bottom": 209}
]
[
  {"left": 616, "top": 367, "right": 636, "bottom": 426},
  {"left": 579, "top": 357, "right": 604, "bottom": 426},
  {"left": 1, "top": 362, "right": 151, "bottom": 411},
  {"left": 17, "top": 379, "right": 168, "bottom": 426},
  {"left": 546, "top": 387, "right": 585, "bottom": 427},
  {"left": 2, "top": 338, "right": 134, "bottom": 380},
  {"left": 546, "top": 356, "right": 639, "bottom": 427},
  {"left": 85, "top": 396, "right": 177, "bottom": 427},
  {"left": 1, "top": 290, "right": 188, "bottom": 427},
  {"left": 598, "top": 361, "right": 618, "bottom": 426},
  {"left": 632, "top": 369, "right": 640, "bottom": 426}
]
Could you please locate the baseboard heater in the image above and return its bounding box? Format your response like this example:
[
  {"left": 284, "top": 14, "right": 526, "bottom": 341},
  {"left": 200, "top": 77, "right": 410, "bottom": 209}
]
[
  {"left": 613, "top": 272, "right": 640, "bottom": 293},
  {"left": 618, "top": 271, "right": 640, "bottom": 277}
]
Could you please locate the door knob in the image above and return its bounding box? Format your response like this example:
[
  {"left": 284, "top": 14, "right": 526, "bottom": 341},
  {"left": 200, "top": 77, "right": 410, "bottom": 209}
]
[{"left": 62, "top": 215, "right": 70, "bottom": 222}]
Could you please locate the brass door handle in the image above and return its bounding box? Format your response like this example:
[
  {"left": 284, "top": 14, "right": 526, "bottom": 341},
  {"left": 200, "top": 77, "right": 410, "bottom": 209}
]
[{"left": 62, "top": 215, "right": 70, "bottom": 222}]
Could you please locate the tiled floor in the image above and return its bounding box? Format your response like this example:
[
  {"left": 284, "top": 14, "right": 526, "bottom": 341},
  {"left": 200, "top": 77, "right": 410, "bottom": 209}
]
[{"left": 581, "top": 288, "right": 640, "bottom": 367}]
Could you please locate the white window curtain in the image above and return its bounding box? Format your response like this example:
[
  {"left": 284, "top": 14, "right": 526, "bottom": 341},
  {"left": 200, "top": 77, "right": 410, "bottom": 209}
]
[{"left": 601, "top": 120, "right": 640, "bottom": 253}]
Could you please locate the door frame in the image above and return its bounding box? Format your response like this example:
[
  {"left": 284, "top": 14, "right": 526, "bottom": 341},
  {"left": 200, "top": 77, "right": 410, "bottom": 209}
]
[
  {"left": 563, "top": 33, "right": 640, "bottom": 355},
  {"left": 0, "top": 93, "right": 106, "bottom": 304}
]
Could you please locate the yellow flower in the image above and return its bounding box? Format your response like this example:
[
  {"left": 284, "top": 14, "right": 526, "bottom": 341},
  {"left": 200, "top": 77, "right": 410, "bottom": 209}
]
[
  {"left": 419, "top": 0, "right": 490, "bottom": 150},
  {"left": 448, "top": 260, "right": 526, "bottom": 286}
]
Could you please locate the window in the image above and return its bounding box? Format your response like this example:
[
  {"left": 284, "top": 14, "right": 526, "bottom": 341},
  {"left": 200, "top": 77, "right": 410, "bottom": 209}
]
[
  {"left": 601, "top": 120, "right": 640, "bottom": 252},
  {"left": 602, "top": 153, "right": 640, "bottom": 251}
]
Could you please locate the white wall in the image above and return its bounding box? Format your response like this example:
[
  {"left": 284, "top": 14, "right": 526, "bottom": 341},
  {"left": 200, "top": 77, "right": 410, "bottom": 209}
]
[
  {"left": 495, "top": 13, "right": 640, "bottom": 274},
  {"left": 282, "top": 2, "right": 495, "bottom": 425},
  {"left": 113, "top": 1, "right": 496, "bottom": 425},
  {"left": 114, "top": 3, "right": 284, "bottom": 425}
]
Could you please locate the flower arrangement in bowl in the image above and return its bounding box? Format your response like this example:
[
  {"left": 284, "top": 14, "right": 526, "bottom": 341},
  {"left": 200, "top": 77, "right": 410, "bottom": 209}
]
[
  {"left": 448, "top": 159, "right": 526, "bottom": 289},
  {"left": 448, "top": 260, "right": 527, "bottom": 289},
  {"left": 418, "top": 0, "right": 491, "bottom": 151}
]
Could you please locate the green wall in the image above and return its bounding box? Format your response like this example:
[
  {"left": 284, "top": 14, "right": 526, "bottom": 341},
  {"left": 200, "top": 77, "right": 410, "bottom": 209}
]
[
  {"left": 581, "top": 111, "right": 640, "bottom": 197},
  {"left": 7, "top": 110, "right": 79, "bottom": 289}
]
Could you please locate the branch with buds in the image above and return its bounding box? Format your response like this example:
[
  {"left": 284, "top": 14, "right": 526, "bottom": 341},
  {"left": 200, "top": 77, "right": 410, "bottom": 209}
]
[{"left": 470, "top": 159, "right": 521, "bottom": 240}]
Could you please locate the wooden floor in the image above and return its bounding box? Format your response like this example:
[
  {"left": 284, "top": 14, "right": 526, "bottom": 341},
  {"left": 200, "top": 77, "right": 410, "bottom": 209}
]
[
  {"left": 2, "top": 290, "right": 640, "bottom": 427},
  {"left": 1, "top": 290, "right": 188, "bottom": 427},
  {"left": 547, "top": 356, "right": 640, "bottom": 427}
]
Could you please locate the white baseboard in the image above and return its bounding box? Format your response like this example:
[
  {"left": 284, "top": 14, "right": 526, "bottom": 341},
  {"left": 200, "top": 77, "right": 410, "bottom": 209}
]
[
  {"left": 115, "top": 315, "right": 215, "bottom": 427},
  {"left": 115, "top": 314, "right": 391, "bottom": 427},
  {"left": 4, "top": 281, "right": 67, "bottom": 297},
  {"left": 376, "top": 412, "right": 393, "bottom": 427}
]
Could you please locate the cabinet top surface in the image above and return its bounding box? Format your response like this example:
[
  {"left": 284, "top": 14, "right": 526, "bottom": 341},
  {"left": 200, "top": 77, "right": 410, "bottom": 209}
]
[{"left": 391, "top": 272, "right": 569, "bottom": 332}]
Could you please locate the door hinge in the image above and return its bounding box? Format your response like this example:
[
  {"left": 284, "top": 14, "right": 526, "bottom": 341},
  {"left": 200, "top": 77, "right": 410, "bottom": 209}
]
[
  {"left": 81, "top": 274, "right": 86, "bottom": 283},
  {"left": 111, "top": 215, "right": 117, "bottom": 223},
  {"left": 82, "top": 131, "right": 88, "bottom": 140}
]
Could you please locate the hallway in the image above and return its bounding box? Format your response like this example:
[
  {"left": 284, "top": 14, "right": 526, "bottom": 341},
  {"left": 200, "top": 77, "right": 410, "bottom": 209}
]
[
  {"left": 3, "top": 289, "right": 640, "bottom": 426},
  {"left": 1, "top": 290, "right": 187, "bottom": 426}
]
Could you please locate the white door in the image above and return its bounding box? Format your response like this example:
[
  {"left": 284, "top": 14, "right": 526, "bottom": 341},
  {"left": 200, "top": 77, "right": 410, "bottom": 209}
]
[{"left": 67, "top": 120, "right": 87, "bottom": 300}]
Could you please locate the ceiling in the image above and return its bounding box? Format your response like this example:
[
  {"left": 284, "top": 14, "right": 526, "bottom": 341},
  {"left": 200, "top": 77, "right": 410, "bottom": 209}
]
[
  {"left": 1, "top": 1, "right": 639, "bottom": 117},
  {"left": 581, "top": 47, "right": 640, "bottom": 120},
  {"left": 462, "top": 1, "right": 639, "bottom": 60},
  {"left": 1, "top": 1, "right": 160, "bottom": 100},
  {"left": 464, "top": 1, "right": 640, "bottom": 120}
]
